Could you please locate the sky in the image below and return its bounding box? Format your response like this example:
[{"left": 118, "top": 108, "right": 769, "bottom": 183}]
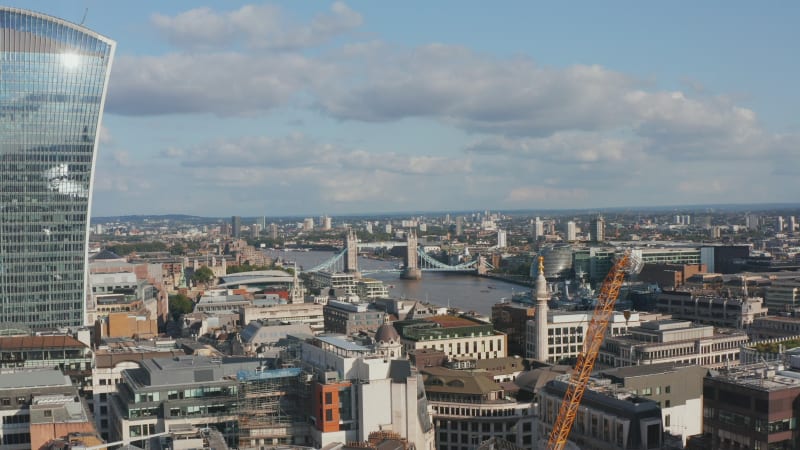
[{"left": 9, "top": 1, "right": 800, "bottom": 217}]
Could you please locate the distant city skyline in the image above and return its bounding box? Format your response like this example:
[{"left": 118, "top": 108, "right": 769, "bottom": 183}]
[{"left": 10, "top": 1, "right": 800, "bottom": 216}]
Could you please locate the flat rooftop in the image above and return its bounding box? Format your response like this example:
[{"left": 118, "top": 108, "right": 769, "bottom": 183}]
[
  {"left": 315, "top": 335, "right": 370, "bottom": 353},
  {"left": 711, "top": 364, "right": 800, "bottom": 392},
  {"left": 0, "top": 335, "right": 87, "bottom": 350},
  {"left": 0, "top": 369, "right": 71, "bottom": 389},
  {"left": 424, "top": 315, "right": 485, "bottom": 328}
]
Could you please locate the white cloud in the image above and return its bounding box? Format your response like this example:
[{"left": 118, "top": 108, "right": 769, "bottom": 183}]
[
  {"left": 466, "top": 132, "right": 646, "bottom": 164},
  {"left": 506, "top": 186, "right": 590, "bottom": 203},
  {"left": 93, "top": 2, "right": 799, "bottom": 214},
  {"left": 151, "top": 2, "right": 362, "bottom": 50},
  {"left": 106, "top": 52, "right": 331, "bottom": 115},
  {"left": 177, "top": 134, "right": 472, "bottom": 177}
]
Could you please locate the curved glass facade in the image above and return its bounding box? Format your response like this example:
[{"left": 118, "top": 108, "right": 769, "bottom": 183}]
[
  {"left": 534, "top": 244, "right": 574, "bottom": 280},
  {"left": 0, "top": 8, "right": 115, "bottom": 329}
]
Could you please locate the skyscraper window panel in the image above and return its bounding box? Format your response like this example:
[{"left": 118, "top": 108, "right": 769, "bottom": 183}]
[{"left": 0, "top": 7, "right": 115, "bottom": 329}]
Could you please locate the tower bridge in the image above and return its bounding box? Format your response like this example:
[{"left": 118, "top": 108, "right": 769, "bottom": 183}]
[{"left": 305, "top": 229, "right": 493, "bottom": 278}]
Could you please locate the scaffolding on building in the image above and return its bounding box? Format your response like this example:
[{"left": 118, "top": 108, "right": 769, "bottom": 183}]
[{"left": 236, "top": 367, "right": 311, "bottom": 449}]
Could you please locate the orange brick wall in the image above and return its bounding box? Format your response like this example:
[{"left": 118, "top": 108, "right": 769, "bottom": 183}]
[{"left": 312, "top": 381, "right": 351, "bottom": 432}]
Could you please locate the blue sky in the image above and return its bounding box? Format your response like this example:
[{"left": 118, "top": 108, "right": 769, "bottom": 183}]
[{"left": 11, "top": 1, "right": 800, "bottom": 216}]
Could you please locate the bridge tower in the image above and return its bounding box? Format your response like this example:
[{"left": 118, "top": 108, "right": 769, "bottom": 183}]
[
  {"left": 401, "top": 229, "right": 422, "bottom": 280},
  {"left": 344, "top": 228, "right": 361, "bottom": 278}
]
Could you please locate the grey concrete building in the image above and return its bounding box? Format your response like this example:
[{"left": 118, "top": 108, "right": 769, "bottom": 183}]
[
  {"left": 323, "top": 300, "right": 386, "bottom": 335},
  {"left": 598, "top": 364, "right": 707, "bottom": 445},
  {"left": 110, "top": 355, "right": 263, "bottom": 447},
  {"left": 538, "top": 378, "right": 663, "bottom": 450}
]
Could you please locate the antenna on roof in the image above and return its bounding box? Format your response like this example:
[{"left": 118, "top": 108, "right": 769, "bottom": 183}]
[{"left": 80, "top": 7, "right": 88, "bottom": 26}]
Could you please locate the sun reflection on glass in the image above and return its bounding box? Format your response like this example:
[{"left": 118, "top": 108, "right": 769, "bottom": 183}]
[{"left": 61, "top": 52, "right": 81, "bottom": 69}]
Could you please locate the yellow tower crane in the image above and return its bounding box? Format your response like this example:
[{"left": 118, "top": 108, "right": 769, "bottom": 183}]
[{"left": 546, "top": 250, "right": 643, "bottom": 450}]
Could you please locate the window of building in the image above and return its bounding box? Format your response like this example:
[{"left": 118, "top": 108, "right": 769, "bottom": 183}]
[
  {"left": 325, "top": 409, "right": 333, "bottom": 421},
  {"left": 665, "top": 415, "right": 670, "bottom": 427},
  {"left": 665, "top": 385, "right": 671, "bottom": 394},
  {"left": 325, "top": 392, "right": 333, "bottom": 404}
]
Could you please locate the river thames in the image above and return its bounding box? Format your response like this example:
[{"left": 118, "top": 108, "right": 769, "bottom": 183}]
[{"left": 263, "top": 249, "right": 528, "bottom": 316}]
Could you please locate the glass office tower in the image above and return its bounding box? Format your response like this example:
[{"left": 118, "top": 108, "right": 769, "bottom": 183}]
[{"left": 0, "top": 8, "right": 115, "bottom": 330}]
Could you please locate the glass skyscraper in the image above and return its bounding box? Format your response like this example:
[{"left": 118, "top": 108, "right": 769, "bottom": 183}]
[{"left": 0, "top": 8, "right": 115, "bottom": 330}]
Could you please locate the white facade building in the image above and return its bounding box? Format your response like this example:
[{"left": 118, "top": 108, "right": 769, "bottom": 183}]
[{"left": 527, "top": 310, "right": 643, "bottom": 364}]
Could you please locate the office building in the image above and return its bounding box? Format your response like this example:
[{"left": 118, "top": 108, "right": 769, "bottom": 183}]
[
  {"left": 599, "top": 320, "right": 748, "bottom": 368},
  {"left": 539, "top": 377, "right": 664, "bottom": 450},
  {"left": 394, "top": 316, "right": 508, "bottom": 361},
  {"left": 231, "top": 216, "right": 241, "bottom": 238},
  {"left": 422, "top": 366, "right": 537, "bottom": 449},
  {"left": 566, "top": 221, "right": 577, "bottom": 241},
  {"left": 270, "top": 223, "right": 279, "bottom": 240},
  {"left": 0, "top": 7, "right": 115, "bottom": 330},
  {"left": 323, "top": 300, "right": 386, "bottom": 335},
  {"left": 655, "top": 290, "right": 767, "bottom": 329},
  {"left": 110, "top": 356, "right": 265, "bottom": 446},
  {"left": 0, "top": 369, "right": 96, "bottom": 450},
  {"left": 764, "top": 277, "right": 800, "bottom": 313},
  {"left": 239, "top": 303, "right": 325, "bottom": 334},
  {"left": 749, "top": 316, "right": 800, "bottom": 339},
  {"left": 298, "top": 330, "right": 436, "bottom": 449},
  {"left": 591, "top": 216, "right": 605, "bottom": 242},
  {"left": 497, "top": 229, "right": 507, "bottom": 248},
  {"left": 702, "top": 361, "right": 800, "bottom": 449},
  {"left": 491, "top": 302, "right": 534, "bottom": 357},
  {"left": 598, "top": 364, "right": 707, "bottom": 446},
  {"left": 746, "top": 214, "right": 760, "bottom": 231},
  {"left": 527, "top": 310, "right": 642, "bottom": 364},
  {"left": 90, "top": 339, "right": 183, "bottom": 441}
]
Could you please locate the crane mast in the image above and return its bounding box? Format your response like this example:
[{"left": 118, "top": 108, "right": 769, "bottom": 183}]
[{"left": 546, "top": 252, "right": 640, "bottom": 450}]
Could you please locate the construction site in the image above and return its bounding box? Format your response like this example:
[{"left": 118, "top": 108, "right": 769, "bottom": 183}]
[{"left": 235, "top": 367, "right": 313, "bottom": 449}]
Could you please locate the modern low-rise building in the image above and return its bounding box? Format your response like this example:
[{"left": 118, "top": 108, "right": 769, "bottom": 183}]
[
  {"left": 90, "top": 339, "right": 184, "bottom": 441},
  {"left": 297, "top": 325, "right": 436, "bottom": 450},
  {"left": 0, "top": 335, "right": 93, "bottom": 389},
  {"left": 240, "top": 303, "right": 325, "bottom": 334},
  {"left": 110, "top": 355, "right": 263, "bottom": 447},
  {"left": 526, "top": 310, "right": 643, "bottom": 364},
  {"left": 323, "top": 300, "right": 386, "bottom": 335},
  {"left": 749, "top": 315, "right": 800, "bottom": 339},
  {"left": 355, "top": 278, "right": 389, "bottom": 299},
  {"left": 655, "top": 290, "right": 768, "bottom": 329},
  {"left": 0, "top": 369, "right": 95, "bottom": 450},
  {"left": 492, "top": 302, "right": 535, "bottom": 357},
  {"left": 765, "top": 277, "right": 800, "bottom": 313},
  {"left": 538, "top": 377, "right": 664, "bottom": 450},
  {"left": 395, "top": 315, "right": 508, "bottom": 361},
  {"left": 598, "top": 364, "right": 707, "bottom": 445},
  {"left": 599, "top": 320, "right": 749, "bottom": 368},
  {"left": 422, "top": 365, "right": 537, "bottom": 449},
  {"left": 702, "top": 361, "right": 800, "bottom": 449}
]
